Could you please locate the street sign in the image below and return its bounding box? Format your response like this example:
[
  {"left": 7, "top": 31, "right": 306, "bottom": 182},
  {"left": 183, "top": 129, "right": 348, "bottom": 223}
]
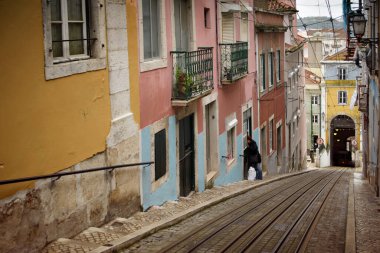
[
  {"left": 317, "top": 138, "right": 324, "bottom": 145},
  {"left": 352, "top": 139, "right": 358, "bottom": 146}
]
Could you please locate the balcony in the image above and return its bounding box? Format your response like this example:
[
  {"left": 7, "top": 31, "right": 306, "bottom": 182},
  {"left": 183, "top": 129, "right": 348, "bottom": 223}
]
[
  {"left": 171, "top": 48, "right": 214, "bottom": 106},
  {"left": 220, "top": 42, "right": 248, "bottom": 84}
]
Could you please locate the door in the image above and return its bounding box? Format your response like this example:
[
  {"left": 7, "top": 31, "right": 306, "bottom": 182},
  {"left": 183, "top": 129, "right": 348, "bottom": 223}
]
[
  {"left": 260, "top": 126, "right": 267, "bottom": 172},
  {"left": 277, "top": 125, "right": 282, "bottom": 167},
  {"left": 179, "top": 114, "right": 195, "bottom": 196},
  {"left": 174, "top": 0, "right": 191, "bottom": 51},
  {"left": 205, "top": 101, "right": 217, "bottom": 176},
  {"left": 243, "top": 108, "right": 252, "bottom": 179}
]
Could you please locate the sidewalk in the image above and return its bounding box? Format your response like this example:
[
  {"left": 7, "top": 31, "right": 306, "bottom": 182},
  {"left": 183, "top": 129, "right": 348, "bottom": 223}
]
[
  {"left": 43, "top": 169, "right": 315, "bottom": 253},
  {"left": 354, "top": 171, "right": 380, "bottom": 252}
]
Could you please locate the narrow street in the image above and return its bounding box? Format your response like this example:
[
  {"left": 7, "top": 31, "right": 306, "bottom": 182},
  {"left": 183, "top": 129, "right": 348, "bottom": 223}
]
[{"left": 43, "top": 167, "right": 380, "bottom": 253}]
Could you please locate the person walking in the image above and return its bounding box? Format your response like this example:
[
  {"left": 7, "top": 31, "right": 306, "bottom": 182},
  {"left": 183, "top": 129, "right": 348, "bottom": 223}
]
[{"left": 246, "top": 136, "right": 263, "bottom": 180}]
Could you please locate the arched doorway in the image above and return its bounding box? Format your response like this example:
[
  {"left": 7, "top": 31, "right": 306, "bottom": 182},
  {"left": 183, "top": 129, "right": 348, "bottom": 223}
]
[{"left": 330, "top": 115, "right": 355, "bottom": 167}]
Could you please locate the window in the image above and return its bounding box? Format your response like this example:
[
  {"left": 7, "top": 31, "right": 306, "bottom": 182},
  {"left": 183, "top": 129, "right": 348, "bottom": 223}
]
[
  {"left": 139, "top": 0, "right": 167, "bottom": 71},
  {"left": 43, "top": 0, "right": 106, "bottom": 79},
  {"left": 204, "top": 8, "right": 210, "bottom": 28},
  {"left": 276, "top": 50, "right": 281, "bottom": 83},
  {"left": 269, "top": 119, "right": 274, "bottom": 152},
  {"left": 277, "top": 125, "right": 282, "bottom": 166},
  {"left": 260, "top": 53, "right": 266, "bottom": 91},
  {"left": 143, "top": 0, "right": 160, "bottom": 59},
  {"left": 311, "top": 95, "right": 319, "bottom": 105},
  {"left": 338, "top": 67, "right": 347, "bottom": 80},
  {"left": 268, "top": 52, "right": 274, "bottom": 87},
  {"left": 50, "top": 0, "right": 88, "bottom": 59},
  {"left": 227, "top": 127, "right": 236, "bottom": 159},
  {"left": 338, "top": 91, "right": 347, "bottom": 104},
  {"left": 312, "top": 114, "right": 319, "bottom": 124},
  {"left": 226, "top": 115, "right": 237, "bottom": 161},
  {"left": 154, "top": 129, "right": 166, "bottom": 180},
  {"left": 240, "top": 12, "right": 248, "bottom": 42},
  {"left": 243, "top": 108, "right": 252, "bottom": 149}
]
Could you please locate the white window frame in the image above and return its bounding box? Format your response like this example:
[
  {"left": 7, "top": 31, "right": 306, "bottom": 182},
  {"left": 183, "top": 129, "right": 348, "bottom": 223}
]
[
  {"left": 338, "top": 90, "right": 347, "bottom": 105},
  {"left": 311, "top": 95, "right": 319, "bottom": 105},
  {"left": 268, "top": 52, "right": 274, "bottom": 87},
  {"left": 338, "top": 67, "right": 347, "bottom": 80},
  {"left": 51, "top": 0, "right": 89, "bottom": 62},
  {"left": 43, "top": 0, "right": 106, "bottom": 80},
  {"left": 227, "top": 126, "right": 236, "bottom": 160},
  {"left": 139, "top": 0, "right": 167, "bottom": 72},
  {"left": 260, "top": 53, "right": 266, "bottom": 92},
  {"left": 226, "top": 114, "right": 238, "bottom": 165},
  {"left": 276, "top": 49, "right": 281, "bottom": 83},
  {"left": 269, "top": 118, "right": 274, "bottom": 153},
  {"left": 312, "top": 114, "right": 319, "bottom": 124}
]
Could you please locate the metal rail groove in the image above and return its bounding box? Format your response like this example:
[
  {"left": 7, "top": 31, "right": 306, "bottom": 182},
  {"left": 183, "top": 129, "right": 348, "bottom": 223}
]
[{"left": 153, "top": 169, "right": 340, "bottom": 253}]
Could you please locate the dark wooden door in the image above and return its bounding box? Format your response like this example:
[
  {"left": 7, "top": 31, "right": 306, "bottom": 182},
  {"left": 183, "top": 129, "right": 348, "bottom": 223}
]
[{"left": 179, "top": 114, "right": 195, "bottom": 196}]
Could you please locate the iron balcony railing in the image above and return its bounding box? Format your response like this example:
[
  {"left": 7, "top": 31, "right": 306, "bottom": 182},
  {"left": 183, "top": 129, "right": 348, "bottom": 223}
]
[
  {"left": 171, "top": 47, "right": 214, "bottom": 101},
  {"left": 220, "top": 42, "right": 248, "bottom": 83}
]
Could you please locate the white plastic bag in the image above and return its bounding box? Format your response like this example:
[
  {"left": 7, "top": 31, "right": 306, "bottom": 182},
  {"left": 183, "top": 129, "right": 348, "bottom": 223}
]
[{"left": 248, "top": 166, "right": 256, "bottom": 181}]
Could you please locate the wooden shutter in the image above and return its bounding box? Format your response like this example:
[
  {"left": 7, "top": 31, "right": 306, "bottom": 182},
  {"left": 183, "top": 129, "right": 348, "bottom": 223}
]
[
  {"left": 222, "top": 12, "right": 234, "bottom": 43},
  {"left": 240, "top": 12, "right": 248, "bottom": 42}
]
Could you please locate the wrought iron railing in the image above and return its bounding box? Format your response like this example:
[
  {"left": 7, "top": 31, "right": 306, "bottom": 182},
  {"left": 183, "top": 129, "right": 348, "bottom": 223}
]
[
  {"left": 220, "top": 42, "right": 248, "bottom": 83},
  {"left": 171, "top": 47, "right": 214, "bottom": 100}
]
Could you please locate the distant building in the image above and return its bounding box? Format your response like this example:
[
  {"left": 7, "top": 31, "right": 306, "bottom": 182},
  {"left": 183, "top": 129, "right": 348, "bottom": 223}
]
[
  {"left": 319, "top": 49, "right": 362, "bottom": 167},
  {"left": 304, "top": 69, "right": 322, "bottom": 159}
]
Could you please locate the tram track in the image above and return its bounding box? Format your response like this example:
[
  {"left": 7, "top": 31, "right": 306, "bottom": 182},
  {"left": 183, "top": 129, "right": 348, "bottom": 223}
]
[
  {"left": 122, "top": 169, "right": 350, "bottom": 253},
  {"left": 155, "top": 169, "right": 337, "bottom": 253}
]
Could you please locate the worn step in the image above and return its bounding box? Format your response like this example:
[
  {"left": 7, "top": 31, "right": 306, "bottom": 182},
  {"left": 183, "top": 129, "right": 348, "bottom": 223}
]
[
  {"left": 42, "top": 238, "right": 99, "bottom": 253},
  {"left": 72, "top": 227, "right": 125, "bottom": 246}
]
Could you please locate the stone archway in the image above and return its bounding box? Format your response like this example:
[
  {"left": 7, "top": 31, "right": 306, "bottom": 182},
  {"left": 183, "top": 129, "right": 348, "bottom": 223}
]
[{"left": 330, "top": 115, "right": 355, "bottom": 167}]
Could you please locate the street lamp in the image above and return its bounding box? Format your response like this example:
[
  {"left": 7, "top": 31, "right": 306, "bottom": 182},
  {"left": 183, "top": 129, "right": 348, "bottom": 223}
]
[{"left": 351, "top": 11, "right": 367, "bottom": 39}]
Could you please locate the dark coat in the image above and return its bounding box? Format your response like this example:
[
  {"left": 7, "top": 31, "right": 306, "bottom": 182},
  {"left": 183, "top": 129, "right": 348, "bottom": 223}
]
[{"left": 247, "top": 140, "right": 259, "bottom": 167}]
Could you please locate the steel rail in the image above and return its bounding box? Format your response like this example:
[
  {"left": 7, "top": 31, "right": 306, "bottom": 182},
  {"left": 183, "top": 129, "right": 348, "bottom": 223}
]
[
  {"left": 257, "top": 169, "right": 346, "bottom": 252},
  {"left": 292, "top": 170, "right": 348, "bottom": 252},
  {"left": 155, "top": 170, "right": 335, "bottom": 253},
  {"left": 222, "top": 169, "right": 344, "bottom": 253}
]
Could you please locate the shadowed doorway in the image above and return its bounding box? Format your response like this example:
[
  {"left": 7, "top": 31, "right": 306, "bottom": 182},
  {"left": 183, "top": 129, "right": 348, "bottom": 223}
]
[{"left": 330, "top": 115, "right": 355, "bottom": 167}]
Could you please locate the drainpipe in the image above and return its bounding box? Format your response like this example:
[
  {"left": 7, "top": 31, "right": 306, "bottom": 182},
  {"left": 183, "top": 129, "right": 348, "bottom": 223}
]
[{"left": 215, "top": 0, "right": 220, "bottom": 86}]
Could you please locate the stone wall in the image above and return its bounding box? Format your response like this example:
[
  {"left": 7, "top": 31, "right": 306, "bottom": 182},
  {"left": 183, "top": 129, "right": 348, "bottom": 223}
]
[{"left": 0, "top": 134, "right": 141, "bottom": 253}]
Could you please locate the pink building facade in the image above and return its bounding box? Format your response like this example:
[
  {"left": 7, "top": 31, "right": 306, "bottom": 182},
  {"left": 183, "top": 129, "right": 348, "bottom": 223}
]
[
  {"left": 255, "top": 3, "right": 287, "bottom": 175},
  {"left": 138, "top": 0, "right": 258, "bottom": 209}
]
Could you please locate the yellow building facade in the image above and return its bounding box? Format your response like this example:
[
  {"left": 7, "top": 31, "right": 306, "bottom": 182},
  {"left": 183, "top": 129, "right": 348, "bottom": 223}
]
[
  {"left": 320, "top": 51, "right": 362, "bottom": 167},
  {"left": 0, "top": 1, "right": 141, "bottom": 251}
]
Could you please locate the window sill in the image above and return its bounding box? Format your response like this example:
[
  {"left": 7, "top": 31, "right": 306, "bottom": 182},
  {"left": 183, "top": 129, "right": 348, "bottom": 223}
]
[
  {"left": 140, "top": 58, "right": 168, "bottom": 72},
  {"left": 206, "top": 171, "right": 217, "bottom": 182},
  {"left": 226, "top": 158, "right": 236, "bottom": 169},
  {"left": 152, "top": 170, "right": 169, "bottom": 192},
  {"left": 45, "top": 57, "right": 106, "bottom": 80}
]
